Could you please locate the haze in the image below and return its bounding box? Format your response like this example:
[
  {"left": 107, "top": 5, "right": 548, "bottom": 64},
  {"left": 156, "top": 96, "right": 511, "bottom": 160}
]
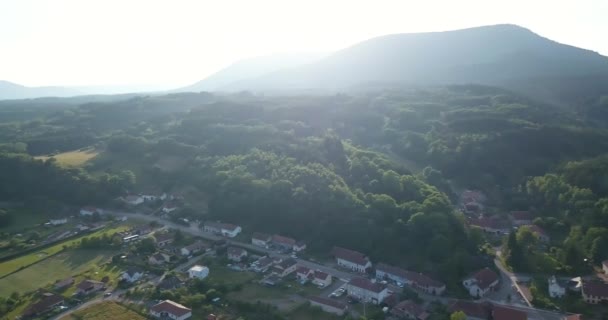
[{"left": 1, "top": 0, "right": 607, "bottom": 88}]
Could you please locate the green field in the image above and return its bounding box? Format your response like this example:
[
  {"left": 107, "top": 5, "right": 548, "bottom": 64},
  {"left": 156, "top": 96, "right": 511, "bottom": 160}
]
[
  {"left": 0, "top": 208, "right": 47, "bottom": 233},
  {"left": 35, "top": 149, "right": 99, "bottom": 168},
  {"left": 0, "top": 225, "right": 128, "bottom": 279},
  {"left": 0, "top": 249, "right": 115, "bottom": 296},
  {"left": 61, "top": 301, "right": 146, "bottom": 320}
]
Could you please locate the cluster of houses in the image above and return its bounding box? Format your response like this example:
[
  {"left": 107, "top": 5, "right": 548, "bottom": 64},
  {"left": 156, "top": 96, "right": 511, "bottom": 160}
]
[
  {"left": 203, "top": 221, "right": 242, "bottom": 238},
  {"left": 250, "top": 232, "right": 306, "bottom": 252},
  {"left": 120, "top": 191, "right": 182, "bottom": 214}
]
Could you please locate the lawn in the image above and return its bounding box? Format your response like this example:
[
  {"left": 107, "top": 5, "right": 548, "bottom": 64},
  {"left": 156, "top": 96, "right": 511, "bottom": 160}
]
[
  {"left": 0, "top": 225, "right": 128, "bottom": 279},
  {"left": 0, "top": 249, "right": 115, "bottom": 296},
  {"left": 35, "top": 148, "right": 98, "bottom": 168},
  {"left": 229, "top": 283, "right": 286, "bottom": 301},
  {"left": 61, "top": 301, "right": 146, "bottom": 320}
]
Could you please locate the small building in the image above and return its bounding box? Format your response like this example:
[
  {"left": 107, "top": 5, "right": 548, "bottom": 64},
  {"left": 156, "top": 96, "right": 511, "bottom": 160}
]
[
  {"left": 293, "top": 241, "right": 307, "bottom": 252},
  {"left": 273, "top": 258, "right": 298, "bottom": 277},
  {"left": 181, "top": 240, "right": 209, "bottom": 256},
  {"left": 272, "top": 234, "right": 296, "bottom": 251},
  {"left": 203, "top": 222, "right": 242, "bottom": 238},
  {"left": 188, "top": 265, "right": 209, "bottom": 280},
  {"left": 159, "top": 275, "right": 184, "bottom": 291},
  {"left": 76, "top": 279, "right": 104, "bottom": 295},
  {"left": 376, "top": 263, "right": 445, "bottom": 295},
  {"left": 162, "top": 203, "right": 178, "bottom": 214},
  {"left": 251, "top": 232, "right": 272, "bottom": 247},
  {"left": 54, "top": 277, "right": 74, "bottom": 290},
  {"left": 391, "top": 300, "right": 429, "bottom": 320},
  {"left": 492, "top": 305, "right": 527, "bottom": 320},
  {"left": 309, "top": 296, "right": 347, "bottom": 316},
  {"left": 149, "top": 252, "right": 171, "bottom": 265},
  {"left": 251, "top": 256, "right": 274, "bottom": 273},
  {"left": 510, "top": 211, "right": 533, "bottom": 226},
  {"left": 227, "top": 247, "right": 247, "bottom": 262},
  {"left": 463, "top": 268, "right": 500, "bottom": 297},
  {"left": 22, "top": 293, "right": 64, "bottom": 318},
  {"left": 124, "top": 194, "right": 144, "bottom": 205},
  {"left": 150, "top": 300, "right": 192, "bottom": 320},
  {"left": 49, "top": 218, "right": 67, "bottom": 225},
  {"left": 447, "top": 300, "right": 492, "bottom": 320},
  {"left": 313, "top": 271, "right": 332, "bottom": 287},
  {"left": 154, "top": 232, "right": 174, "bottom": 247},
  {"left": 296, "top": 266, "right": 314, "bottom": 282},
  {"left": 582, "top": 281, "right": 608, "bottom": 304},
  {"left": 346, "top": 277, "right": 389, "bottom": 304},
  {"left": 332, "top": 246, "right": 372, "bottom": 273},
  {"left": 548, "top": 275, "right": 566, "bottom": 298},
  {"left": 122, "top": 267, "right": 144, "bottom": 283},
  {"left": 79, "top": 206, "right": 98, "bottom": 216}
]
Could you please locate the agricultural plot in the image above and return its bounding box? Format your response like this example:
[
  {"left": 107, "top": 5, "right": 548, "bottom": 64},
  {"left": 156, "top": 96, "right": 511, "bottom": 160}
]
[
  {"left": 35, "top": 149, "right": 98, "bottom": 168},
  {"left": 61, "top": 301, "right": 146, "bottom": 320}
]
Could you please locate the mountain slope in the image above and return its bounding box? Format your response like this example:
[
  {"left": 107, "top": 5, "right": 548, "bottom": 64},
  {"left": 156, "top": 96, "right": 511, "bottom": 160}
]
[
  {"left": 223, "top": 25, "right": 608, "bottom": 94},
  {"left": 0, "top": 81, "right": 84, "bottom": 100}
]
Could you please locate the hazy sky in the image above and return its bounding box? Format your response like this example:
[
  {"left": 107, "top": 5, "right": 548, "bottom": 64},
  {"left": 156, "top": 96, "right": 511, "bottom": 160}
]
[{"left": 1, "top": 0, "right": 607, "bottom": 88}]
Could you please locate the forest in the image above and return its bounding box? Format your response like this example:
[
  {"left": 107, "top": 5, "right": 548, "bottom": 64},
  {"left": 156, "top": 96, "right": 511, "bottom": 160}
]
[{"left": 1, "top": 85, "right": 608, "bottom": 286}]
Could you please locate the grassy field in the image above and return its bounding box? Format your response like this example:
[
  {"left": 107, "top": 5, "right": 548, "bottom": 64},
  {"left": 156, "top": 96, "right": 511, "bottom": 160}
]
[
  {"left": 61, "top": 301, "right": 146, "bottom": 320},
  {"left": 0, "top": 249, "right": 115, "bottom": 296},
  {"left": 0, "top": 225, "right": 128, "bottom": 279},
  {"left": 0, "top": 208, "right": 47, "bottom": 233},
  {"left": 35, "top": 149, "right": 99, "bottom": 168}
]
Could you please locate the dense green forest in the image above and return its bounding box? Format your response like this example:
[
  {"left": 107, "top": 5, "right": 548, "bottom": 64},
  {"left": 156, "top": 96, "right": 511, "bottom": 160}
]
[{"left": 1, "top": 86, "right": 608, "bottom": 283}]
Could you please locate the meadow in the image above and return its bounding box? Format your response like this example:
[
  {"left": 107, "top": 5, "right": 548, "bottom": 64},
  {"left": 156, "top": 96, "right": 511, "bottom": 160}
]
[
  {"left": 35, "top": 149, "right": 98, "bottom": 168},
  {"left": 60, "top": 301, "right": 146, "bottom": 320}
]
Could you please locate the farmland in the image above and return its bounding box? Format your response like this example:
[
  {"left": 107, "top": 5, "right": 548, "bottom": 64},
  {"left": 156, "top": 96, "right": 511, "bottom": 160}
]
[
  {"left": 60, "top": 301, "right": 146, "bottom": 320},
  {"left": 35, "top": 149, "right": 98, "bottom": 168}
]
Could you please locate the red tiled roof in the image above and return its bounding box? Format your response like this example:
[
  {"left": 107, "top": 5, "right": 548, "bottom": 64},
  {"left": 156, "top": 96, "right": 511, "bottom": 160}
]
[
  {"left": 314, "top": 270, "right": 330, "bottom": 280},
  {"left": 448, "top": 300, "right": 491, "bottom": 319},
  {"left": 583, "top": 281, "right": 608, "bottom": 298},
  {"left": 564, "top": 314, "right": 582, "bottom": 320},
  {"left": 221, "top": 223, "right": 239, "bottom": 232},
  {"left": 349, "top": 278, "right": 386, "bottom": 293},
  {"left": 297, "top": 266, "right": 312, "bottom": 275},
  {"left": 309, "top": 296, "right": 347, "bottom": 310},
  {"left": 376, "top": 263, "right": 444, "bottom": 288},
  {"left": 150, "top": 300, "right": 191, "bottom": 317},
  {"left": 510, "top": 211, "right": 532, "bottom": 221},
  {"left": 392, "top": 300, "right": 428, "bottom": 319},
  {"left": 332, "top": 246, "right": 369, "bottom": 266},
  {"left": 273, "top": 234, "right": 296, "bottom": 246},
  {"left": 492, "top": 305, "right": 527, "bottom": 320},
  {"left": 467, "top": 268, "right": 499, "bottom": 290},
  {"left": 252, "top": 232, "right": 271, "bottom": 241}
]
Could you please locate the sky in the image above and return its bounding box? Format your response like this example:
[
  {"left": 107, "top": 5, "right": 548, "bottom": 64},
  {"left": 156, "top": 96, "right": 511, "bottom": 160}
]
[{"left": 1, "top": 0, "right": 607, "bottom": 88}]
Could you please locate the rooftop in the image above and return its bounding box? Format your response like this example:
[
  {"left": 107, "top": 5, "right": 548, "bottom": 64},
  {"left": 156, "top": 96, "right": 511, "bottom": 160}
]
[
  {"left": 492, "top": 305, "right": 527, "bottom": 320},
  {"left": 150, "top": 300, "right": 191, "bottom": 317},
  {"left": 467, "top": 268, "right": 499, "bottom": 290},
  {"left": 332, "top": 246, "right": 369, "bottom": 266},
  {"left": 348, "top": 277, "right": 386, "bottom": 293},
  {"left": 189, "top": 265, "right": 208, "bottom": 272}
]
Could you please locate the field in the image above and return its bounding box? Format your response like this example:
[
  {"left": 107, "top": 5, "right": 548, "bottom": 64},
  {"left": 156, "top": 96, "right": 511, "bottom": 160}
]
[
  {"left": 61, "top": 301, "right": 146, "bottom": 320},
  {"left": 0, "top": 225, "right": 128, "bottom": 279},
  {"left": 0, "top": 249, "right": 115, "bottom": 296},
  {"left": 35, "top": 149, "right": 98, "bottom": 167}
]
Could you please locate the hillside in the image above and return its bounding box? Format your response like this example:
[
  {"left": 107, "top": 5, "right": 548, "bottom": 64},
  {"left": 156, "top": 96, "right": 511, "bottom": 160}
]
[{"left": 0, "top": 80, "right": 83, "bottom": 100}]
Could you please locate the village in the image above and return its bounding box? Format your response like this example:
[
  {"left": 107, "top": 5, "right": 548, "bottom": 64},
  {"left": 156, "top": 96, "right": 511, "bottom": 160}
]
[{"left": 1, "top": 189, "right": 603, "bottom": 320}]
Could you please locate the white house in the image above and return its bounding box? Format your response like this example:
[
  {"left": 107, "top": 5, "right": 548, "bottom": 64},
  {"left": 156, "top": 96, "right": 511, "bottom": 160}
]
[
  {"left": 293, "top": 241, "right": 307, "bottom": 252},
  {"left": 188, "top": 265, "right": 209, "bottom": 280},
  {"left": 548, "top": 276, "right": 566, "bottom": 298},
  {"left": 251, "top": 232, "right": 272, "bottom": 247},
  {"left": 313, "top": 271, "right": 332, "bottom": 287},
  {"left": 463, "top": 268, "right": 500, "bottom": 297},
  {"left": 79, "top": 207, "right": 98, "bottom": 216},
  {"left": 203, "top": 222, "right": 242, "bottom": 238},
  {"left": 150, "top": 300, "right": 192, "bottom": 320},
  {"left": 272, "top": 258, "right": 298, "bottom": 278},
  {"left": 227, "top": 247, "right": 247, "bottom": 262},
  {"left": 180, "top": 241, "right": 209, "bottom": 256},
  {"left": 162, "top": 203, "right": 178, "bottom": 214},
  {"left": 122, "top": 267, "right": 144, "bottom": 283},
  {"left": 123, "top": 195, "right": 144, "bottom": 205},
  {"left": 345, "top": 278, "right": 389, "bottom": 304},
  {"left": 376, "top": 263, "right": 446, "bottom": 295},
  {"left": 49, "top": 218, "right": 67, "bottom": 225},
  {"left": 332, "top": 247, "right": 372, "bottom": 273}
]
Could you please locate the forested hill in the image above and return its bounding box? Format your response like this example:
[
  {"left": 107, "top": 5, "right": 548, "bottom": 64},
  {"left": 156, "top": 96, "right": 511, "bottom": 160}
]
[{"left": 1, "top": 85, "right": 608, "bottom": 280}]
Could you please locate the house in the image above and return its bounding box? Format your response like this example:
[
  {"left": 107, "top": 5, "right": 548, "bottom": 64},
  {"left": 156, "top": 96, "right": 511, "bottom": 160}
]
[
  {"left": 122, "top": 267, "right": 144, "bottom": 283},
  {"left": 159, "top": 275, "right": 184, "bottom": 291},
  {"left": 251, "top": 256, "right": 274, "bottom": 273},
  {"left": 262, "top": 274, "right": 282, "bottom": 286},
  {"left": 149, "top": 252, "right": 171, "bottom": 265},
  {"left": 188, "top": 265, "right": 209, "bottom": 280},
  {"left": 124, "top": 194, "right": 144, "bottom": 205},
  {"left": 375, "top": 263, "right": 445, "bottom": 295},
  {"left": 49, "top": 218, "right": 67, "bottom": 225},
  {"left": 510, "top": 211, "right": 533, "bottom": 226},
  {"left": 75, "top": 279, "right": 104, "bottom": 295},
  {"left": 227, "top": 247, "right": 247, "bottom": 262},
  {"left": 313, "top": 271, "right": 332, "bottom": 287},
  {"left": 293, "top": 241, "right": 306, "bottom": 252},
  {"left": 54, "top": 277, "right": 74, "bottom": 290},
  {"left": 463, "top": 268, "right": 500, "bottom": 297},
  {"left": 181, "top": 240, "right": 209, "bottom": 256},
  {"left": 603, "top": 260, "right": 608, "bottom": 274},
  {"left": 162, "top": 203, "right": 178, "bottom": 214},
  {"left": 79, "top": 206, "right": 98, "bottom": 216},
  {"left": 251, "top": 232, "right": 272, "bottom": 247},
  {"left": 582, "top": 281, "right": 608, "bottom": 304},
  {"left": 391, "top": 300, "right": 429, "bottom": 320},
  {"left": 150, "top": 300, "right": 192, "bottom": 320},
  {"left": 332, "top": 246, "right": 372, "bottom": 273},
  {"left": 309, "top": 296, "right": 347, "bottom": 316},
  {"left": 296, "top": 266, "right": 314, "bottom": 282},
  {"left": 22, "top": 293, "right": 64, "bottom": 317},
  {"left": 548, "top": 275, "right": 566, "bottom": 298},
  {"left": 133, "top": 224, "right": 155, "bottom": 236},
  {"left": 154, "top": 232, "right": 174, "bottom": 247},
  {"left": 492, "top": 305, "right": 527, "bottom": 320},
  {"left": 203, "top": 222, "right": 242, "bottom": 238},
  {"left": 272, "top": 234, "right": 296, "bottom": 251},
  {"left": 273, "top": 258, "right": 298, "bottom": 277},
  {"left": 527, "top": 224, "right": 550, "bottom": 242},
  {"left": 469, "top": 217, "right": 510, "bottom": 235},
  {"left": 447, "top": 300, "right": 492, "bottom": 320},
  {"left": 345, "top": 277, "right": 389, "bottom": 304}
]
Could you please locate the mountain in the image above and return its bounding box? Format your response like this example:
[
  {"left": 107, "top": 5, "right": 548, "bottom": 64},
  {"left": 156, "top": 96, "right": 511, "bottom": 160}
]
[
  {"left": 0, "top": 81, "right": 84, "bottom": 100},
  {"left": 177, "top": 52, "right": 326, "bottom": 92},
  {"left": 217, "top": 25, "right": 608, "bottom": 102}
]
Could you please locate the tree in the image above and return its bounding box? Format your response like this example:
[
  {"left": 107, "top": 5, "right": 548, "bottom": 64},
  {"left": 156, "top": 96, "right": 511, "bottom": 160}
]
[{"left": 450, "top": 311, "right": 467, "bottom": 320}]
